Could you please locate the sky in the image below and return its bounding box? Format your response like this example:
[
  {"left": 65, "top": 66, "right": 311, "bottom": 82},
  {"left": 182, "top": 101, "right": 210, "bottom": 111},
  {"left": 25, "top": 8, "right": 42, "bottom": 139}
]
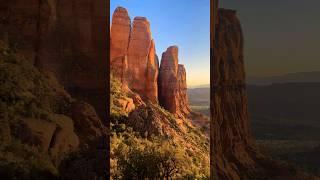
[
  {"left": 110, "top": 0, "right": 210, "bottom": 87},
  {"left": 220, "top": 0, "right": 320, "bottom": 78}
]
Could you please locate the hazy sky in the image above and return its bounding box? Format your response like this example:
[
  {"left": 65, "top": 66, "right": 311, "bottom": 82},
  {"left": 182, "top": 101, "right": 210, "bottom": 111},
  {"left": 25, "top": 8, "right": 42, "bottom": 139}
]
[
  {"left": 221, "top": 0, "right": 320, "bottom": 77},
  {"left": 110, "top": 0, "right": 210, "bottom": 87}
]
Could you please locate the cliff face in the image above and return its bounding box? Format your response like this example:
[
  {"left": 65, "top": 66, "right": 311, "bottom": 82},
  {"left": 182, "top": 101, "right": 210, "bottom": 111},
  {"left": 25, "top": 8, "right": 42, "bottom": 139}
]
[
  {"left": 110, "top": 8, "right": 158, "bottom": 104},
  {"left": 211, "top": 8, "right": 256, "bottom": 180},
  {"left": 0, "top": 0, "right": 108, "bottom": 118},
  {"left": 177, "top": 64, "right": 190, "bottom": 115},
  {"left": 110, "top": 7, "right": 189, "bottom": 116},
  {"left": 110, "top": 7, "right": 130, "bottom": 84},
  {"left": 145, "top": 40, "right": 159, "bottom": 103},
  {"left": 0, "top": 0, "right": 108, "bottom": 178},
  {"left": 210, "top": 7, "right": 319, "bottom": 180},
  {"left": 127, "top": 17, "right": 158, "bottom": 103},
  {"left": 158, "top": 46, "right": 191, "bottom": 117}
]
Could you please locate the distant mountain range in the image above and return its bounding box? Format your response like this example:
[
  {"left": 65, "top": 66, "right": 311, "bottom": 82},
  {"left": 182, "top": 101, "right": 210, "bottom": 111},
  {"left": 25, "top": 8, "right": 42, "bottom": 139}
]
[
  {"left": 188, "top": 84, "right": 210, "bottom": 89},
  {"left": 189, "top": 71, "right": 320, "bottom": 89},
  {"left": 247, "top": 71, "right": 320, "bottom": 85}
]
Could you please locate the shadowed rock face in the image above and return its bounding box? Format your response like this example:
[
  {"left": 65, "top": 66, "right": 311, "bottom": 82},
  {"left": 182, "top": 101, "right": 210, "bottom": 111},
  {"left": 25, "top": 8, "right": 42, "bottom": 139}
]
[
  {"left": 159, "top": 46, "right": 190, "bottom": 117},
  {"left": 0, "top": 0, "right": 108, "bottom": 119},
  {"left": 0, "top": 0, "right": 108, "bottom": 178},
  {"left": 110, "top": 8, "right": 159, "bottom": 103},
  {"left": 211, "top": 9, "right": 255, "bottom": 180},
  {"left": 177, "top": 64, "right": 191, "bottom": 115}
]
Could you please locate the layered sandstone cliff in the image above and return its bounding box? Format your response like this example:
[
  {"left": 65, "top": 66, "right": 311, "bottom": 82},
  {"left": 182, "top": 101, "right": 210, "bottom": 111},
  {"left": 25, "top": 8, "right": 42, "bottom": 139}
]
[
  {"left": 110, "top": 7, "right": 130, "bottom": 84},
  {"left": 158, "top": 46, "right": 191, "bottom": 117},
  {"left": 127, "top": 17, "right": 158, "bottom": 103},
  {"left": 110, "top": 7, "right": 189, "bottom": 116},
  {"left": 110, "top": 8, "right": 159, "bottom": 104}
]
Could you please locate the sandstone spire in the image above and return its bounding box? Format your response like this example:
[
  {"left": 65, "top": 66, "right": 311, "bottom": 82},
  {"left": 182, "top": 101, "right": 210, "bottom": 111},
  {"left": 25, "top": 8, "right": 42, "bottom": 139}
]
[
  {"left": 177, "top": 64, "right": 191, "bottom": 115},
  {"left": 159, "top": 46, "right": 190, "bottom": 117},
  {"left": 126, "top": 16, "right": 159, "bottom": 103},
  {"left": 145, "top": 39, "right": 159, "bottom": 103},
  {"left": 211, "top": 9, "right": 255, "bottom": 179},
  {"left": 110, "top": 7, "right": 131, "bottom": 83}
]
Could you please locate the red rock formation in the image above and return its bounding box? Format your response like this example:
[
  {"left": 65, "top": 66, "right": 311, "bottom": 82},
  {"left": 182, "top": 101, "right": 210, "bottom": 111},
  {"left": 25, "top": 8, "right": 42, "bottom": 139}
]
[
  {"left": 177, "top": 64, "right": 191, "bottom": 115},
  {"left": 159, "top": 46, "right": 190, "bottom": 117},
  {"left": 127, "top": 17, "right": 158, "bottom": 103},
  {"left": 110, "top": 8, "right": 159, "bottom": 103},
  {"left": 0, "top": 0, "right": 108, "bottom": 119},
  {"left": 211, "top": 9, "right": 256, "bottom": 180},
  {"left": 145, "top": 40, "right": 159, "bottom": 103},
  {"left": 0, "top": 0, "right": 108, "bottom": 178},
  {"left": 110, "top": 7, "right": 131, "bottom": 84}
]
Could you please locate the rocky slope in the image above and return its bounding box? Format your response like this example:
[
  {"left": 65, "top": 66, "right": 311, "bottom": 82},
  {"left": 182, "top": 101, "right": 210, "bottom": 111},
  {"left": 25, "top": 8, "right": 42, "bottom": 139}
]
[
  {"left": 0, "top": 1, "right": 108, "bottom": 179},
  {"left": 0, "top": 0, "right": 108, "bottom": 118},
  {"left": 0, "top": 41, "right": 107, "bottom": 179},
  {"left": 110, "top": 77, "right": 209, "bottom": 179}
]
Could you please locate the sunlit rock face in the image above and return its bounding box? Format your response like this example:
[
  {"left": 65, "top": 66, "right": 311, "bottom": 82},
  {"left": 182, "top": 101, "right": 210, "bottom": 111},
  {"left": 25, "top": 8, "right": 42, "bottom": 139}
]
[
  {"left": 145, "top": 39, "right": 159, "bottom": 103},
  {"left": 110, "top": 8, "right": 159, "bottom": 104},
  {"left": 158, "top": 46, "right": 190, "bottom": 118},
  {"left": 110, "top": 7, "right": 131, "bottom": 84},
  {"left": 127, "top": 16, "right": 158, "bottom": 103},
  {"left": 110, "top": 7, "right": 191, "bottom": 114}
]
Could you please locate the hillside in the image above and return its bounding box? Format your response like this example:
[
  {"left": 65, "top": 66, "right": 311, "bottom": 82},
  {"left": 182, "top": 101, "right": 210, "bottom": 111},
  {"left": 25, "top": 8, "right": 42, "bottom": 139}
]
[
  {"left": 110, "top": 78, "right": 209, "bottom": 179},
  {"left": 0, "top": 41, "right": 107, "bottom": 179}
]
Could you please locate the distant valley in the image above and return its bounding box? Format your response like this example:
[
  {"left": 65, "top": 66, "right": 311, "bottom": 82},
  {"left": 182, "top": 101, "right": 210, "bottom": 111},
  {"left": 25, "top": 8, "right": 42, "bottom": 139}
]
[
  {"left": 247, "top": 71, "right": 320, "bottom": 85},
  {"left": 188, "top": 72, "right": 320, "bottom": 175}
]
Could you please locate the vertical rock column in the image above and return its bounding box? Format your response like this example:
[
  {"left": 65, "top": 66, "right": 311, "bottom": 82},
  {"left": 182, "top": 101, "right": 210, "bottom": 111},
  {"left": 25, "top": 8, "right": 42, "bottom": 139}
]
[
  {"left": 145, "top": 40, "right": 159, "bottom": 103},
  {"left": 110, "top": 7, "right": 131, "bottom": 84},
  {"left": 127, "top": 17, "right": 158, "bottom": 103},
  {"left": 159, "top": 46, "right": 190, "bottom": 117},
  {"left": 110, "top": 7, "right": 159, "bottom": 103},
  {"left": 211, "top": 9, "right": 255, "bottom": 180},
  {"left": 177, "top": 64, "right": 191, "bottom": 116}
]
